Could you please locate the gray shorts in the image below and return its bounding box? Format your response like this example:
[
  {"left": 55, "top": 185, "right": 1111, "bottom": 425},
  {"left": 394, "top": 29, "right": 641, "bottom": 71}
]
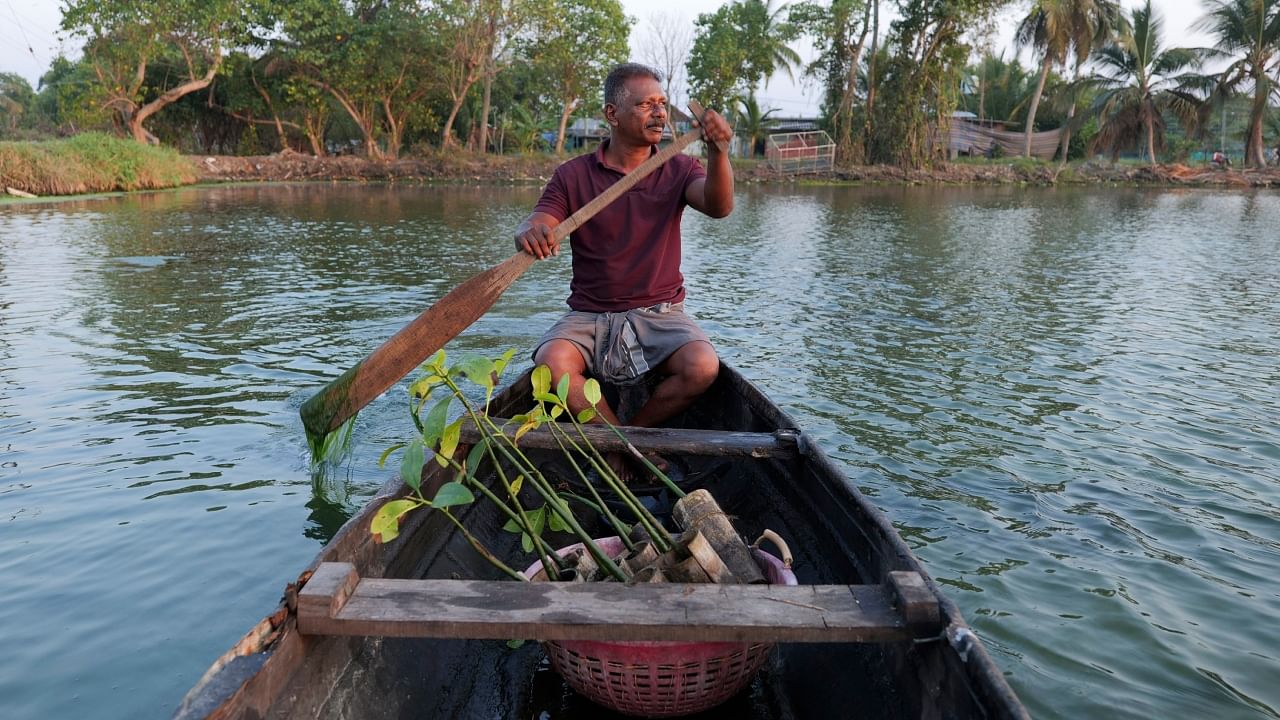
[{"left": 532, "top": 302, "right": 713, "bottom": 385}]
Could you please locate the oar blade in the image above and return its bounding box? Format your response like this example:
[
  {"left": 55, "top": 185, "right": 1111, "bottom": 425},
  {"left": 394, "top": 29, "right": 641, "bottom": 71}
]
[{"left": 301, "top": 252, "right": 536, "bottom": 444}]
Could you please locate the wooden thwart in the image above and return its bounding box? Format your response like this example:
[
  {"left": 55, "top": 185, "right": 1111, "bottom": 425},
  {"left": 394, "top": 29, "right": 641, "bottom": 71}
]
[
  {"left": 297, "top": 562, "right": 943, "bottom": 643},
  {"left": 459, "top": 422, "right": 799, "bottom": 458}
]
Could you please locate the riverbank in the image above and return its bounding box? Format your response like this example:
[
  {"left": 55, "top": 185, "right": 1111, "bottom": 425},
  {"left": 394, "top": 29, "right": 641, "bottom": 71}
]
[
  {"left": 193, "top": 148, "right": 1280, "bottom": 188},
  {"left": 6, "top": 140, "right": 1280, "bottom": 198},
  {"left": 0, "top": 134, "right": 197, "bottom": 196}
]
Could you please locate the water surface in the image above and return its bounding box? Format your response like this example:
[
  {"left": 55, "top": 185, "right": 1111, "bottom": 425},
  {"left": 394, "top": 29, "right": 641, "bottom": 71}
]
[{"left": 1, "top": 183, "right": 1277, "bottom": 719}]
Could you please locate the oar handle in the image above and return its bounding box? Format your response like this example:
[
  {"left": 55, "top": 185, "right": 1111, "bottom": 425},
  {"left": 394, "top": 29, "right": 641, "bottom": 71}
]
[{"left": 301, "top": 124, "right": 707, "bottom": 443}]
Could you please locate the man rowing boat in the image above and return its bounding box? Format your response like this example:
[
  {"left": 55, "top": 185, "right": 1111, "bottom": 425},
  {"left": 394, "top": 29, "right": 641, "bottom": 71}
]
[{"left": 514, "top": 63, "right": 735, "bottom": 479}]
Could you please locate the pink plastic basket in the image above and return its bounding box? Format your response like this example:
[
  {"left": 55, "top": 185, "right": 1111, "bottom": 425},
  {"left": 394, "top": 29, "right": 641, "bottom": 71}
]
[{"left": 525, "top": 536, "right": 797, "bottom": 718}]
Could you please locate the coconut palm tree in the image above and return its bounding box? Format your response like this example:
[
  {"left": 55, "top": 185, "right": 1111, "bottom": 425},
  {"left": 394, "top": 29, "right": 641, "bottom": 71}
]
[
  {"left": 734, "top": 93, "right": 779, "bottom": 157},
  {"left": 1015, "top": 0, "right": 1126, "bottom": 158},
  {"left": 1087, "top": 0, "right": 1203, "bottom": 165},
  {"left": 962, "top": 53, "right": 1037, "bottom": 124},
  {"left": 741, "top": 0, "right": 802, "bottom": 93},
  {"left": 1196, "top": 0, "right": 1280, "bottom": 168}
]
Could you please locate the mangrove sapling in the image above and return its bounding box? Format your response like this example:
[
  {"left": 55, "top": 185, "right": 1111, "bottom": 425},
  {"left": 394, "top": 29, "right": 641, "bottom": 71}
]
[{"left": 370, "top": 350, "right": 675, "bottom": 582}]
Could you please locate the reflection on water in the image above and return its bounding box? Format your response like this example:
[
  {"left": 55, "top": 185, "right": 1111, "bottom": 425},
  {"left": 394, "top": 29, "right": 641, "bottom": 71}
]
[{"left": 1, "top": 183, "right": 1278, "bottom": 720}]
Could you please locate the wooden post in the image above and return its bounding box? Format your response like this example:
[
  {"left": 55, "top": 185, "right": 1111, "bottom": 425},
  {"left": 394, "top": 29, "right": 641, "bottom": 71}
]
[{"left": 672, "top": 490, "right": 766, "bottom": 584}]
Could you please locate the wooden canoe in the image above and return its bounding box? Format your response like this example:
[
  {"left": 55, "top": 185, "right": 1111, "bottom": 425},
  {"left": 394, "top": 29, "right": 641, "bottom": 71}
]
[{"left": 174, "top": 364, "right": 1029, "bottom": 719}]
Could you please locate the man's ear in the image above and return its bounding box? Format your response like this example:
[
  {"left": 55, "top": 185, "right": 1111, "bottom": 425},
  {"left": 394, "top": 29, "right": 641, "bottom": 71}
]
[{"left": 604, "top": 103, "right": 617, "bottom": 126}]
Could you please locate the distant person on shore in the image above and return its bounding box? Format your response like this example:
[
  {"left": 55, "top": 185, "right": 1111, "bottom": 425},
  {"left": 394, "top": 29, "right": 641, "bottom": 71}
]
[
  {"left": 513, "top": 62, "right": 734, "bottom": 480},
  {"left": 1212, "top": 151, "right": 1231, "bottom": 169}
]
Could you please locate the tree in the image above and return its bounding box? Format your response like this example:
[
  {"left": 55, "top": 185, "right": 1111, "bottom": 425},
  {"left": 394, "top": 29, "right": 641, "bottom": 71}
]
[
  {"left": 278, "top": 0, "right": 441, "bottom": 159},
  {"left": 734, "top": 94, "right": 778, "bottom": 157},
  {"left": 31, "top": 56, "right": 100, "bottom": 135},
  {"left": 1197, "top": 0, "right": 1280, "bottom": 168},
  {"left": 638, "top": 12, "right": 694, "bottom": 110},
  {"left": 1015, "top": 0, "right": 1125, "bottom": 158},
  {"left": 1087, "top": 0, "right": 1203, "bottom": 165},
  {"left": 430, "top": 0, "right": 537, "bottom": 149},
  {"left": 961, "top": 53, "right": 1037, "bottom": 123},
  {"left": 525, "top": 0, "right": 630, "bottom": 153},
  {"left": 868, "top": 0, "right": 1013, "bottom": 168},
  {"left": 0, "top": 73, "right": 35, "bottom": 134},
  {"left": 687, "top": 0, "right": 801, "bottom": 112},
  {"left": 60, "top": 0, "right": 256, "bottom": 144},
  {"left": 790, "top": 0, "right": 873, "bottom": 162}
]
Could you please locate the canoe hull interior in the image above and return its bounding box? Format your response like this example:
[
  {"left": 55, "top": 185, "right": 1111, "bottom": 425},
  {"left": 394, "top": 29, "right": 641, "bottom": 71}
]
[{"left": 176, "top": 365, "right": 1026, "bottom": 720}]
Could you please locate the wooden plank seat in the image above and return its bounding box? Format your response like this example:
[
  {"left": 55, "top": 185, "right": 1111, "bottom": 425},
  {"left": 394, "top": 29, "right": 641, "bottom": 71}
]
[
  {"left": 458, "top": 421, "right": 801, "bottom": 459},
  {"left": 297, "top": 562, "right": 941, "bottom": 643}
]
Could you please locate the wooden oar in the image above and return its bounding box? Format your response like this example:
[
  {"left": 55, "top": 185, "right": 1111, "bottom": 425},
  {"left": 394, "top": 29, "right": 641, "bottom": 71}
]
[{"left": 301, "top": 120, "right": 709, "bottom": 448}]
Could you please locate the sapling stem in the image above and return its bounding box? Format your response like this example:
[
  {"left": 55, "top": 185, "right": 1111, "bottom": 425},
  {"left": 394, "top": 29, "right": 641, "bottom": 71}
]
[
  {"left": 438, "top": 509, "right": 526, "bottom": 581},
  {"left": 551, "top": 421, "right": 670, "bottom": 553},
  {"left": 451, "top": 385, "right": 627, "bottom": 581},
  {"left": 448, "top": 386, "right": 563, "bottom": 578},
  {"left": 546, "top": 430, "right": 636, "bottom": 551}
]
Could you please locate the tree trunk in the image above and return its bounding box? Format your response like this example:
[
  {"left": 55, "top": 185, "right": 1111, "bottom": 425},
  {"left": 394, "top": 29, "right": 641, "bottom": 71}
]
[
  {"left": 314, "top": 80, "right": 383, "bottom": 160},
  {"left": 382, "top": 99, "right": 403, "bottom": 159},
  {"left": 441, "top": 93, "right": 468, "bottom": 148},
  {"left": 862, "top": 0, "right": 878, "bottom": 159},
  {"left": 554, "top": 101, "right": 574, "bottom": 154},
  {"left": 1057, "top": 61, "right": 1081, "bottom": 164},
  {"left": 251, "top": 71, "right": 288, "bottom": 150},
  {"left": 129, "top": 52, "right": 223, "bottom": 145},
  {"left": 835, "top": 4, "right": 873, "bottom": 163},
  {"left": 479, "top": 70, "right": 493, "bottom": 154},
  {"left": 1023, "top": 55, "right": 1050, "bottom": 158},
  {"left": 1246, "top": 76, "right": 1267, "bottom": 168},
  {"left": 302, "top": 109, "right": 326, "bottom": 156},
  {"left": 1144, "top": 105, "right": 1156, "bottom": 167}
]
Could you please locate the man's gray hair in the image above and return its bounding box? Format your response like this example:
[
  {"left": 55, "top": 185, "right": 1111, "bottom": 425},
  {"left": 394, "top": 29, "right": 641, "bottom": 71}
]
[{"left": 604, "top": 63, "right": 664, "bottom": 108}]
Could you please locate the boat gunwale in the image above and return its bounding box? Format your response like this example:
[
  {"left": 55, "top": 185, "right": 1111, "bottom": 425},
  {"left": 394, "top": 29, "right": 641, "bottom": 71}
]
[{"left": 174, "top": 363, "right": 1027, "bottom": 720}]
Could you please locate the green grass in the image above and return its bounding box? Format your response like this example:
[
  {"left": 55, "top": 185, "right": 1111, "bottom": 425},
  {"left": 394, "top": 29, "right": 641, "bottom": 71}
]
[{"left": 0, "top": 133, "right": 197, "bottom": 196}]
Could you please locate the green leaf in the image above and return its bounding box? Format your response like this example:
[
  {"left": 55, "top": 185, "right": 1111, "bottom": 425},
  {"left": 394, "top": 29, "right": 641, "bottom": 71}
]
[
  {"left": 514, "top": 418, "right": 539, "bottom": 442},
  {"left": 583, "top": 378, "right": 602, "bottom": 406},
  {"left": 529, "top": 505, "right": 547, "bottom": 535},
  {"left": 548, "top": 505, "right": 573, "bottom": 532},
  {"left": 436, "top": 417, "right": 464, "bottom": 467},
  {"left": 521, "top": 532, "right": 534, "bottom": 553},
  {"left": 370, "top": 499, "right": 420, "bottom": 543},
  {"left": 431, "top": 481, "right": 475, "bottom": 509},
  {"left": 556, "top": 373, "right": 570, "bottom": 403},
  {"left": 400, "top": 439, "right": 425, "bottom": 491},
  {"left": 549, "top": 404, "right": 564, "bottom": 419},
  {"left": 506, "top": 639, "right": 526, "bottom": 649},
  {"left": 532, "top": 364, "right": 551, "bottom": 396},
  {"left": 464, "top": 438, "right": 489, "bottom": 480},
  {"left": 455, "top": 355, "right": 495, "bottom": 390},
  {"left": 576, "top": 407, "right": 596, "bottom": 423},
  {"left": 408, "top": 373, "right": 443, "bottom": 401},
  {"left": 502, "top": 517, "right": 522, "bottom": 533},
  {"left": 493, "top": 348, "right": 519, "bottom": 378},
  {"left": 378, "top": 442, "right": 406, "bottom": 469},
  {"left": 426, "top": 349, "right": 447, "bottom": 373},
  {"left": 422, "top": 395, "right": 451, "bottom": 448},
  {"left": 533, "top": 392, "right": 561, "bottom": 405},
  {"left": 510, "top": 474, "right": 524, "bottom": 496}
]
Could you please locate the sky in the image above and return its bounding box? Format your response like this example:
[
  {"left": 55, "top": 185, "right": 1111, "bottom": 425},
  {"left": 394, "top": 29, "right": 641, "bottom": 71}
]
[{"left": 1, "top": 0, "right": 1215, "bottom": 117}]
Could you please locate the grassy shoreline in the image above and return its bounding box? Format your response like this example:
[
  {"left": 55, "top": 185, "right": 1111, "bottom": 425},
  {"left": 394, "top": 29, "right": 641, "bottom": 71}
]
[
  {"left": 0, "top": 134, "right": 198, "bottom": 197},
  {"left": 5, "top": 136, "right": 1279, "bottom": 199}
]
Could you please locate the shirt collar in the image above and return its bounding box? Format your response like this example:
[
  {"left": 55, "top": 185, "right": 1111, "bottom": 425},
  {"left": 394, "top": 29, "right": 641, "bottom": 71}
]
[{"left": 595, "top": 138, "right": 658, "bottom": 174}]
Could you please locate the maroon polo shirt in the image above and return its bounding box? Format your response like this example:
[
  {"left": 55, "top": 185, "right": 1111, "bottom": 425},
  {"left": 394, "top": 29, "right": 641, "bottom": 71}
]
[{"left": 533, "top": 140, "right": 706, "bottom": 312}]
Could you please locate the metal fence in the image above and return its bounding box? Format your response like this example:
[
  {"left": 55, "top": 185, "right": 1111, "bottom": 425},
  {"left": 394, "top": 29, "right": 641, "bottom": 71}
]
[{"left": 766, "top": 131, "right": 835, "bottom": 173}]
